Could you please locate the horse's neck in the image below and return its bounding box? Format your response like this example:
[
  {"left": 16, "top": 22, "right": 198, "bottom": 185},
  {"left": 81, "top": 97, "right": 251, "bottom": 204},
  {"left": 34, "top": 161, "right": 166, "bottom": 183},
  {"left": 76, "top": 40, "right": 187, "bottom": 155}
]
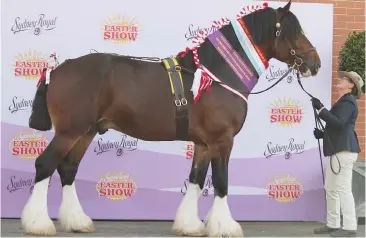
[
  {"left": 177, "top": 11, "right": 275, "bottom": 95},
  {"left": 194, "top": 23, "right": 260, "bottom": 94}
]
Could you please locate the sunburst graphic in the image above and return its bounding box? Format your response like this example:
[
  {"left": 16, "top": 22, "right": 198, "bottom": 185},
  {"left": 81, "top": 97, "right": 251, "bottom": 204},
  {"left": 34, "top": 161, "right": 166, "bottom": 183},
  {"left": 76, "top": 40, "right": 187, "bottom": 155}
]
[
  {"left": 268, "top": 97, "right": 304, "bottom": 127},
  {"left": 9, "top": 130, "right": 48, "bottom": 160},
  {"left": 100, "top": 15, "right": 142, "bottom": 44},
  {"left": 96, "top": 171, "right": 137, "bottom": 200},
  {"left": 11, "top": 49, "right": 48, "bottom": 80},
  {"left": 266, "top": 174, "right": 303, "bottom": 203}
]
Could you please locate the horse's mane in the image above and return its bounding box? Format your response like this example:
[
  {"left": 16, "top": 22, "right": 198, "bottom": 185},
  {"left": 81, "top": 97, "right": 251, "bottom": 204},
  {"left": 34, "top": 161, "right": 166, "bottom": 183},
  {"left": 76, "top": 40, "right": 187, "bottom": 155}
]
[
  {"left": 242, "top": 7, "right": 304, "bottom": 44},
  {"left": 177, "top": 4, "right": 305, "bottom": 58}
]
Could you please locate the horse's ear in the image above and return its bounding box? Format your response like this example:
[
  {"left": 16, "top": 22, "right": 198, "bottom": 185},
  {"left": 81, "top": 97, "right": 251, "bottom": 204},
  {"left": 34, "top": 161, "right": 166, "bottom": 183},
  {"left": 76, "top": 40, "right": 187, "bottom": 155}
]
[
  {"left": 278, "top": 0, "right": 292, "bottom": 13},
  {"left": 283, "top": 0, "right": 292, "bottom": 12}
]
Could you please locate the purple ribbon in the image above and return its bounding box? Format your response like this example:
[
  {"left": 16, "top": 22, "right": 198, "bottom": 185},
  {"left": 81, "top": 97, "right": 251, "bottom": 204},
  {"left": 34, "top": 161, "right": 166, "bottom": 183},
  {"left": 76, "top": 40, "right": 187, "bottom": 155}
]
[{"left": 207, "top": 30, "right": 257, "bottom": 90}]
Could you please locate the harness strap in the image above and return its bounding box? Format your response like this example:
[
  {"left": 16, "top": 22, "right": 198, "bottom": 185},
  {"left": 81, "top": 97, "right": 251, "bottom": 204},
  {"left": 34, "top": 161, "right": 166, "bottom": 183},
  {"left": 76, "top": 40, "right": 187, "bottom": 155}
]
[{"left": 162, "top": 57, "right": 189, "bottom": 140}]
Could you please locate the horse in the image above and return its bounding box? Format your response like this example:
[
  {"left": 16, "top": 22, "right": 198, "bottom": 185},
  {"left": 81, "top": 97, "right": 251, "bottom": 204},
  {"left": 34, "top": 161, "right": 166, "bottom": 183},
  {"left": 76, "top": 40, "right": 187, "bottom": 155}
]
[{"left": 21, "top": 0, "right": 321, "bottom": 236}]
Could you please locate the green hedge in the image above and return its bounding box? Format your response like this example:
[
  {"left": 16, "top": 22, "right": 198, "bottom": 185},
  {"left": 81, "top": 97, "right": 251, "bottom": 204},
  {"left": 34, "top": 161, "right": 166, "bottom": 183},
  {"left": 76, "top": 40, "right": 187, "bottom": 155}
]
[{"left": 338, "top": 31, "right": 365, "bottom": 93}]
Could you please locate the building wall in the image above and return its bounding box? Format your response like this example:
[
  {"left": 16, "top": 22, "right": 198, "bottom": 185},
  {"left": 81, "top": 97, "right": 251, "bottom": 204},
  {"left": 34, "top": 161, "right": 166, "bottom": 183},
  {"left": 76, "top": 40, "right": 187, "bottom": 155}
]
[{"left": 264, "top": 0, "right": 365, "bottom": 160}]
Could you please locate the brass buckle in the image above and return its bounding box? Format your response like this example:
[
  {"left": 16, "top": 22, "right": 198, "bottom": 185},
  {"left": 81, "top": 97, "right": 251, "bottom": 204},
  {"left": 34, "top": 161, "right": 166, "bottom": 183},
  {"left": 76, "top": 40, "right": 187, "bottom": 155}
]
[
  {"left": 175, "top": 65, "right": 182, "bottom": 72},
  {"left": 294, "top": 57, "right": 303, "bottom": 67}
]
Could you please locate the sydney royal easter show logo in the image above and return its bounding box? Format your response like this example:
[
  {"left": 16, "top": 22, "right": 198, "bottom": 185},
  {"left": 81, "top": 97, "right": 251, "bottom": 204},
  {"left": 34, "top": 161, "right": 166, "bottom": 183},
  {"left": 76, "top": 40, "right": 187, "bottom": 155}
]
[
  {"left": 266, "top": 174, "right": 304, "bottom": 203},
  {"left": 94, "top": 134, "right": 138, "bottom": 157},
  {"left": 6, "top": 175, "right": 52, "bottom": 194},
  {"left": 96, "top": 172, "right": 137, "bottom": 200},
  {"left": 265, "top": 64, "right": 297, "bottom": 83},
  {"left": 101, "top": 15, "right": 139, "bottom": 44},
  {"left": 10, "top": 14, "right": 57, "bottom": 36},
  {"left": 264, "top": 138, "right": 305, "bottom": 160},
  {"left": 269, "top": 97, "right": 304, "bottom": 127},
  {"left": 184, "top": 142, "right": 194, "bottom": 160},
  {"left": 12, "top": 49, "right": 49, "bottom": 80},
  {"left": 184, "top": 23, "right": 217, "bottom": 41},
  {"left": 9, "top": 130, "right": 48, "bottom": 160},
  {"left": 8, "top": 96, "right": 33, "bottom": 114}
]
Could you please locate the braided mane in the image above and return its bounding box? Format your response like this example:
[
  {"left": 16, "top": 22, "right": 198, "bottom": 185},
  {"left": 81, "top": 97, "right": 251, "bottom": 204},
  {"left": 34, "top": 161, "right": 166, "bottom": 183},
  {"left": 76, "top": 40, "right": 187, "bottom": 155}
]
[{"left": 177, "top": 2, "right": 269, "bottom": 60}]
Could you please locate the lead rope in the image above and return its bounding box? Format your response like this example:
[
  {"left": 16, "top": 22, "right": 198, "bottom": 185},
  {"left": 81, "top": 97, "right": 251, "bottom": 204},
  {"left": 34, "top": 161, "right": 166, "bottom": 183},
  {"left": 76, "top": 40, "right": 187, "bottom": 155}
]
[
  {"left": 295, "top": 71, "right": 341, "bottom": 223},
  {"left": 296, "top": 71, "right": 341, "bottom": 181}
]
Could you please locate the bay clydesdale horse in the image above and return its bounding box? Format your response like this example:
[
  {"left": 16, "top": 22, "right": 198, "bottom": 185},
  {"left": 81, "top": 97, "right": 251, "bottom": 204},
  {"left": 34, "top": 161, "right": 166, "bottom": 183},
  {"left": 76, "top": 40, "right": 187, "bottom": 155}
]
[{"left": 22, "top": 0, "right": 320, "bottom": 236}]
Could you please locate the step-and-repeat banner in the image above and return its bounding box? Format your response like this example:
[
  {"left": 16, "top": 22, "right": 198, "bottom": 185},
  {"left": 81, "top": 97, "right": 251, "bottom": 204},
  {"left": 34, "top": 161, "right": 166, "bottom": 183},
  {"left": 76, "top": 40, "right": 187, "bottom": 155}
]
[{"left": 1, "top": 0, "right": 333, "bottom": 221}]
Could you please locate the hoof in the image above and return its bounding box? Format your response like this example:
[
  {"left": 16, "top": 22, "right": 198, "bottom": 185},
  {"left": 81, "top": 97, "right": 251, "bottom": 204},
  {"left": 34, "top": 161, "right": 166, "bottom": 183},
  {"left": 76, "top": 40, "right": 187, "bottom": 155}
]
[
  {"left": 173, "top": 217, "right": 206, "bottom": 237},
  {"left": 59, "top": 213, "right": 94, "bottom": 233},
  {"left": 205, "top": 218, "right": 243, "bottom": 237},
  {"left": 21, "top": 177, "right": 56, "bottom": 236},
  {"left": 173, "top": 183, "right": 204, "bottom": 236},
  {"left": 21, "top": 214, "right": 56, "bottom": 236},
  {"left": 58, "top": 183, "right": 95, "bottom": 233},
  {"left": 204, "top": 196, "right": 244, "bottom": 237}
]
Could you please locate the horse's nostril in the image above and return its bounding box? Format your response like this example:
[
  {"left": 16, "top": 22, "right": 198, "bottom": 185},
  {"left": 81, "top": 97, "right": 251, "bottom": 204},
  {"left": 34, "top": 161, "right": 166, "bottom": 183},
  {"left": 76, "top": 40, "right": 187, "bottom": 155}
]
[
  {"left": 313, "top": 61, "right": 321, "bottom": 73},
  {"left": 316, "top": 61, "right": 321, "bottom": 69}
]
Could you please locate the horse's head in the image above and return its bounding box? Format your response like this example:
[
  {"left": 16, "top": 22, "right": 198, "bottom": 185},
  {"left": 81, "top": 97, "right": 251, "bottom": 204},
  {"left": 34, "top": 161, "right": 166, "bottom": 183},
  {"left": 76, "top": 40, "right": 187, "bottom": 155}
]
[
  {"left": 243, "top": 0, "right": 321, "bottom": 77},
  {"left": 271, "top": 0, "right": 321, "bottom": 77}
]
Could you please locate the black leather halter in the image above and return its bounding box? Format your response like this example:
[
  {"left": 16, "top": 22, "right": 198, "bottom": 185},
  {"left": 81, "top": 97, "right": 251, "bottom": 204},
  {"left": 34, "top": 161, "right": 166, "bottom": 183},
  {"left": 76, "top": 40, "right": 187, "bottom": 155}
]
[{"left": 273, "top": 21, "right": 317, "bottom": 69}]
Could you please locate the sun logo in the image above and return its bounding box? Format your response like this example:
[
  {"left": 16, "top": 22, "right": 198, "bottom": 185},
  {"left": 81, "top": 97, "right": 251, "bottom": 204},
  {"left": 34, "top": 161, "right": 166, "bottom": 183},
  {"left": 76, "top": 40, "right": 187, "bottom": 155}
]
[
  {"left": 9, "top": 130, "right": 48, "bottom": 160},
  {"left": 266, "top": 174, "right": 304, "bottom": 203},
  {"left": 101, "top": 15, "right": 140, "bottom": 44},
  {"left": 269, "top": 97, "right": 304, "bottom": 127},
  {"left": 96, "top": 171, "right": 137, "bottom": 200},
  {"left": 12, "top": 49, "right": 49, "bottom": 80}
]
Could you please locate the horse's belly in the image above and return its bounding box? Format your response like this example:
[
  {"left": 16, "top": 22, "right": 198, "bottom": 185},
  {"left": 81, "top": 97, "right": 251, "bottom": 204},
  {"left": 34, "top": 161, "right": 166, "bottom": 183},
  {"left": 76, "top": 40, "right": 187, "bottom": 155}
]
[{"left": 106, "top": 81, "right": 178, "bottom": 141}]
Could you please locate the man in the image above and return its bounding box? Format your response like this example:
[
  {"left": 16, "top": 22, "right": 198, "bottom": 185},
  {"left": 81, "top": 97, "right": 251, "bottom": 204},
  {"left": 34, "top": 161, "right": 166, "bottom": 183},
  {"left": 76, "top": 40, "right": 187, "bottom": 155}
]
[{"left": 312, "top": 71, "right": 364, "bottom": 237}]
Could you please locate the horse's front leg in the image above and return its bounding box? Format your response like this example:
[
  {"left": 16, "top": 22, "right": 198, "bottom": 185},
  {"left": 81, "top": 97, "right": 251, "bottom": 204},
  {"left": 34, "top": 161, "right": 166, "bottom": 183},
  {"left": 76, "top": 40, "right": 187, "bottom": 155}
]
[
  {"left": 172, "top": 143, "right": 210, "bottom": 236},
  {"left": 204, "top": 135, "right": 244, "bottom": 237}
]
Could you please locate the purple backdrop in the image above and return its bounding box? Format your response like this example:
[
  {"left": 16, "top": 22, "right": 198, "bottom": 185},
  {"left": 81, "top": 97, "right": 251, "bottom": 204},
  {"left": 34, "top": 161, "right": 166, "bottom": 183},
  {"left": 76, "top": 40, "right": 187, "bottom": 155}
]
[{"left": 1, "top": 122, "right": 327, "bottom": 221}]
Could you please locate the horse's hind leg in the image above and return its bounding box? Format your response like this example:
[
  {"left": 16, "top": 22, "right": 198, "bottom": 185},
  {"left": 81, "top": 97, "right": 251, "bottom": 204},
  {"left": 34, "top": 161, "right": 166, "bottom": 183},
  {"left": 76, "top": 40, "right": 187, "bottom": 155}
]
[
  {"left": 173, "top": 143, "right": 210, "bottom": 236},
  {"left": 57, "top": 127, "right": 97, "bottom": 233},
  {"left": 21, "top": 134, "right": 80, "bottom": 236},
  {"left": 204, "top": 134, "right": 243, "bottom": 237}
]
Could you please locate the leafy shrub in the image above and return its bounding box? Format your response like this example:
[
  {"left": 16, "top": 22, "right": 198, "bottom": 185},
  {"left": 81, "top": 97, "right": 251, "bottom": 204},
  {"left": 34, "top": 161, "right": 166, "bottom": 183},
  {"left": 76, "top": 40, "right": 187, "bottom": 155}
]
[{"left": 338, "top": 31, "right": 365, "bottom": 93}]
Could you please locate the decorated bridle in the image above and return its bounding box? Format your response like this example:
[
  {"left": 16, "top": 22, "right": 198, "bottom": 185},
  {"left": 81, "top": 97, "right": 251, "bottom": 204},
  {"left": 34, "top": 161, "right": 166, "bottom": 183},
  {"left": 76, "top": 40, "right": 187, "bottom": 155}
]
[
  {"left": 173, "top": 2, "right": 319, "bottom": 97},
  {"left": 273, "top": 18, "right": 317, "bottom": 72},
  {"left": 237, "top": 15, "right": 319, "bottom": 96}
]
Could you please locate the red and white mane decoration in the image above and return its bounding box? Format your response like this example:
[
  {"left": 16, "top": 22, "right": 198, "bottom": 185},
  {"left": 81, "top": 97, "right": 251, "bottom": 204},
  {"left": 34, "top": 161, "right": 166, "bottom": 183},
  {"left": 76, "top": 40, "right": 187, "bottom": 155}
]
[
  {"left": 36, "top": 52, "right": 60, "bottom": 88},
  {"left": 178, "top": 2, "right": 269, "bottom": 103}
]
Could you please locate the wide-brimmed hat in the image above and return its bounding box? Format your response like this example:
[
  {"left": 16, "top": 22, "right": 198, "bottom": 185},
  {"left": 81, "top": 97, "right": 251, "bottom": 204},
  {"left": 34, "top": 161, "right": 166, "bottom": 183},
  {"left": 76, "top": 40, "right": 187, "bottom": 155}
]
[{"left": 338, "top": 71, "right": 365, "bottom": 99}]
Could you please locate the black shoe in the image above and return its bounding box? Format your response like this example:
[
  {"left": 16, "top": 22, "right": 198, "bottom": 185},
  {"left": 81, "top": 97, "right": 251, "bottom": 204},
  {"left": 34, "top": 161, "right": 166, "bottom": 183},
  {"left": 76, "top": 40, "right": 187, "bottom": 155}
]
[
  {"left": 314, "top": 226, "right": 340, "bottom": 234},
  {"left": 331, "top": 229, "right": 357, "bottom": 237}
]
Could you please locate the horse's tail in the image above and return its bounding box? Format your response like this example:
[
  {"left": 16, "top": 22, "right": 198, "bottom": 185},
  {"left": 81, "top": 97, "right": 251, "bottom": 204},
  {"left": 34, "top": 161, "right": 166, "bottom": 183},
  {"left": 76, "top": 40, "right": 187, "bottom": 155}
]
[{"left": 29, "top": 69, "right": 52, "bottom": 131}]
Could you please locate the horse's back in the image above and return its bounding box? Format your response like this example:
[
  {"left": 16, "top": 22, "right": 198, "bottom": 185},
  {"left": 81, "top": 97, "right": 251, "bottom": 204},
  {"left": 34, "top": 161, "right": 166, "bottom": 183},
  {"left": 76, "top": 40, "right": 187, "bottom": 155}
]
[
  {"left": 47, "top": 53, "right": 177, "bottom": 139},
  {"left": 104, "top": 55, "right": 180, "bottom": 139}
]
